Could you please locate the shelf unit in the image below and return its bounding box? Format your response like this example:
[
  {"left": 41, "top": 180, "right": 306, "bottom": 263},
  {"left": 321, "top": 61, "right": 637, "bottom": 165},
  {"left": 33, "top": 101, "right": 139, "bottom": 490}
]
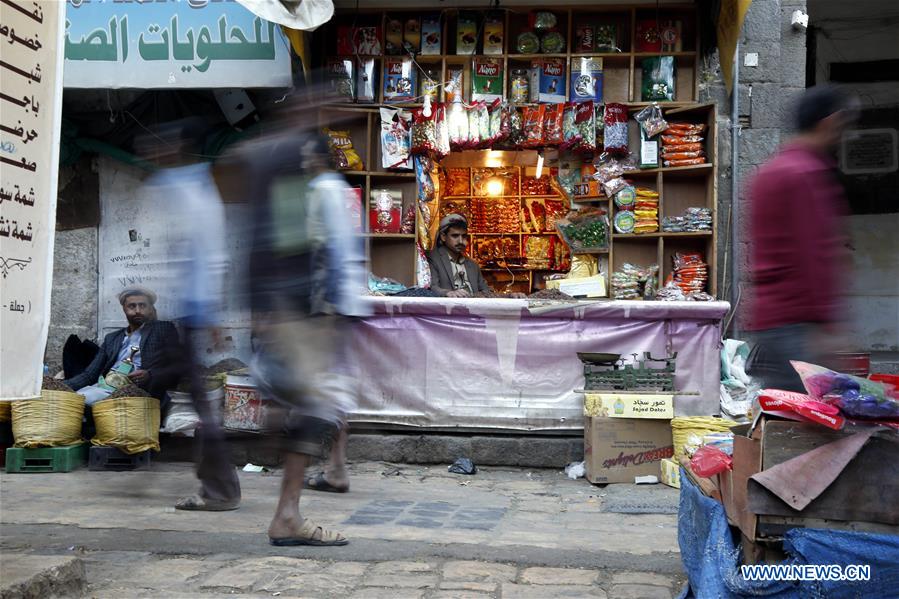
[
  {"left": 314, "top": 5, "right": 717, "bottom": 297},
  {"left": 314, "top": 4, "right": 700, "bottom": 106}
]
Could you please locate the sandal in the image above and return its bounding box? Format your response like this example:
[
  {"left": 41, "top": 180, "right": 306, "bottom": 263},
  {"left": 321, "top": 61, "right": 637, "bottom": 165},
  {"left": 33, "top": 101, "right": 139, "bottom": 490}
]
[
  {"left": 304, "top": 472, "right": 349, "bottom": 494},
  {"left": 175, "top": 494, "right": 240, "bottom": 512},
  {"left": 269, "top": 519, "right": 348, "bottom": 547}
]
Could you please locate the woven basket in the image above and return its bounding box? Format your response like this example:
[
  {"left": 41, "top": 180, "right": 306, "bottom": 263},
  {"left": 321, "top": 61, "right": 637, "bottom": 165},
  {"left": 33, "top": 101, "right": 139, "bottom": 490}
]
[
  {"left": 671, "top": 416, "right": 735, "bottom": 460},
  {"left": 0, "top": 400, "right": 11, "bottom": 423},
  {"left": 11, "top": 391, "right": 85, "bottom": 448},
  {"left": 92, "top": 396, "right": 161, "bottom": 454}
]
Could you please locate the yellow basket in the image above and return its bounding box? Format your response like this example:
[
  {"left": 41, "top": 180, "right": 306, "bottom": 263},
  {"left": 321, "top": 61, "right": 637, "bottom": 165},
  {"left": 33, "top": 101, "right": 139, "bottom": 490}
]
[
  {"left": 671, "top": 416, "right": 735, "bottom": 460},
  {"left": 11, "top": 391, "right": 85, "bottom": 448},
  {"left": 0, "top": 400, "right": 11, "bottom": 423},
  {"left": 92, "top": 396, "right": 161, "bottom": 454}
]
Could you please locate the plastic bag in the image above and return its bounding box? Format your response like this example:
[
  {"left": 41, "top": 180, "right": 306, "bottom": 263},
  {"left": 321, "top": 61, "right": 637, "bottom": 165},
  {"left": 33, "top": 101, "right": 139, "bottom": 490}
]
[
  {"left": 689, "top": 445, "right": 732, "bottom": 478},
  {"left": 641, "top": 56, "right": 675, "bottom": 102},
  {"left": 523, "top": 105, "right": 545, "bottom": 148},
  {"left": 634, "top": 103, "right": 668, "bottom": 138},
  {"left": 324, "top": 128, "right": 363, "bottom": 171},
  {"left": 435, "top": 104, "right": 451, "bottom": 158},
  {"left": 574, "top": 101, "right": 596, "bottom": 154},
  {"left": 543, "top": 104, "right": 564, "bottom": 146},
  {"left": 561, "top": 103, "right": 581, "bottom": 150},
  {"left": 792, "top": 361, "right": 899, "bottom": 419},
  {"left": 468, "top": 102, "right": 482, "bottom": 149},
  {"left": 448, "top": 103, "right": 469, "bottom": 151},
  {"left": 383, "top": 107, "right": 413, "bottom": 167},
  {"left": 555, "top": 207, "right": 609, "bottom": 252},
  {"left": 603, "top": 103, "right": 628, "bottom": 155}
]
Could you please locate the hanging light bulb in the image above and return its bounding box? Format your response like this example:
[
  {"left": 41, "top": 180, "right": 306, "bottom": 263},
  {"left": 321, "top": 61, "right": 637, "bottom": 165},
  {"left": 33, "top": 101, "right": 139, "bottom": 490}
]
[
  {"left": 535, "top": 150, "right": 545, "bottom": 179},
  {"left": 486, "top": 178, "right": 504, "bottom": 196},
  {"left": 422, "top": 94, "right": 432, "bottom": 117}
]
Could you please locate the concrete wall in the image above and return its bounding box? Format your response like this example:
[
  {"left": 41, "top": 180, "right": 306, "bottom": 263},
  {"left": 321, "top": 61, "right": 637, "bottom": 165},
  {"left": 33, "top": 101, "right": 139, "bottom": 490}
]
[{"left": 701, "top": 0, "right": 809, "bottom": 327}]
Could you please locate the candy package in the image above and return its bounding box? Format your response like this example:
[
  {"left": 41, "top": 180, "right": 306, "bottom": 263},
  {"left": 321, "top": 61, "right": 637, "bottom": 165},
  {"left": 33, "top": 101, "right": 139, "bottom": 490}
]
[
  {"left": 555, "top": 207, "right": 610, "bottom": 252},
  {"left": 478, "top": 102, "right": 491, "bottom": 148},
  {"left": 445, "top": 66, "right": 465, "bottom": 103},
  {"left": 383, "top": 58, "right": 417, "bottom": 102},
  {"left": 603, "top": 102, "right": 629, "bottom": 156},
  {"left": 634, "top": 103, "right": 668, "bottom": 138},
  {"left": 573, "top": 101, "right": 596, "bottom": 154},
  {"left": 523, "top": 105, "right": 546, "bottom": 148},
  {"left": 524, "top": 235, "right": 552, "bottom": 270},
  {"left": 356, "top": 58, "right": 377, "bottom": 103},
  {"left": 414, "top": 155, "right": 437, "bottom": 203},
  {"left": 410, "top": 108, "right": 437, "bottom": 158},
  {"left": 543, "top": 104, "right": 565, "bottom": 146},
  {"left": 448, "top": 103, "right": 469, "bottom": 151},
  {"left": 324, "top": 128, "right": 363, "bottom": 171},
  {"left": 326, "top": 58, "right": 354, "bottom": 101},
  {"left": 435, "top": 104, "right": 451, "bottom": 158},
  {"left": 416, "top": 242, "right": 432, "bottom": 288},
  {"left": 467, "top": 103, "right": 482, "bottom": 149},
  {"left": 561, "top": 103, "right": 582, "bottom": 151}
]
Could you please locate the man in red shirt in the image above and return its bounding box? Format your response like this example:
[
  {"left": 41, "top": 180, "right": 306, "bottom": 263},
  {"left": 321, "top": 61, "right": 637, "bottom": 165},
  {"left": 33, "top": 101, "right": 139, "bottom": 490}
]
[{"left": 745, "top": 85, "right": 857, "bottom": 391}]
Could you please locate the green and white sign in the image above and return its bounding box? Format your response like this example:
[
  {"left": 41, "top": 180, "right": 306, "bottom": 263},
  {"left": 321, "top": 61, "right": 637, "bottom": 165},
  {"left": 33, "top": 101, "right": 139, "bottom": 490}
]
[{"left": 64, "top": 0, "right": 292, "bottom": 89}]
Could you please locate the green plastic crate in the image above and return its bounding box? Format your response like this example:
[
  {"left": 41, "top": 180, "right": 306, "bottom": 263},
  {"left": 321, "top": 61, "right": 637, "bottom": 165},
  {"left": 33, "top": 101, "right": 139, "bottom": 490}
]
[{"left": 4, "top": 443, "right": 88, "bottom": 473}]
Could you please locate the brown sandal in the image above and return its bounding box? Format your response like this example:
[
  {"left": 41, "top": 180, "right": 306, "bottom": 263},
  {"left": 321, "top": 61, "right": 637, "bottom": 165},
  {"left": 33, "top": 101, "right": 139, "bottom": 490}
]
[{"left": 269, "top": 519, "right": 348, "bottom": 546}]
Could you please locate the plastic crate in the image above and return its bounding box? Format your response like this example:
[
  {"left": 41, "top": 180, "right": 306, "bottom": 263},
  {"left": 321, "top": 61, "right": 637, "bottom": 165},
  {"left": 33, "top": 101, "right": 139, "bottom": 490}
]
[
  {"left": 4, "top": 443, "right": 89, "bottom": 473},
  {"left": 89, "top": 446, "right": 152, "bottom": 471}
]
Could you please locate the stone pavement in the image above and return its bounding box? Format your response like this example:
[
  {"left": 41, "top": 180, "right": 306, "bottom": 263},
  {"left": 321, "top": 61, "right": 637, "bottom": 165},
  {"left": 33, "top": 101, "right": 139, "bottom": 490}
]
[{"left": 1, "top": 461, "right": 685, "bottom": 598}]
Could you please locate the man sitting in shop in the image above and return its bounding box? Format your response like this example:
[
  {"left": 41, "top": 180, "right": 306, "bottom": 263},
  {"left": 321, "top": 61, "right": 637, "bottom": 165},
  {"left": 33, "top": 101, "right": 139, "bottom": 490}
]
[
  {"left": 427, "top": 214, "right": 491, "bottom": 298},
  {"left": 64, "top": 287, "right": 181, "bottom": 405}
]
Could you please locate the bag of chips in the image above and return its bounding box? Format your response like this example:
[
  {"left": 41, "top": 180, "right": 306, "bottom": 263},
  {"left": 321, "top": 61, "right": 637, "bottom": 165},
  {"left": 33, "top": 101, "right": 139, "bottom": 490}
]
[{"left": 324, "top": 128, "right": 363, "bottom": 171}]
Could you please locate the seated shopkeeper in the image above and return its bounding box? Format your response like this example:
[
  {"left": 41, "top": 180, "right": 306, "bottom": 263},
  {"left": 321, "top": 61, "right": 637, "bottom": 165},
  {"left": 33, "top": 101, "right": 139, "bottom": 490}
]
[{"left": 428, "top": 214, "right": 527, "bottom": 299}]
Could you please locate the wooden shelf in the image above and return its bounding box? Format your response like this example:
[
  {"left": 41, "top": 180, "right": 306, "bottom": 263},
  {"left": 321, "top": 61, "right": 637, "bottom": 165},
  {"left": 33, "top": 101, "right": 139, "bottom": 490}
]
[
  {"left": 633, "top": 51, "right": 697, "bottom": 58},
  {"left": 365, "top": 233, "right": 416, "bottom": 239},
  {"left": 627, "top": 163, "right": 713, "bottom": 175},
  {"left": 613, "top": 231, "right": 712, "bottom": 239},
  {"left": 343, "top": 170, "right": 416, "bottom": 178}
]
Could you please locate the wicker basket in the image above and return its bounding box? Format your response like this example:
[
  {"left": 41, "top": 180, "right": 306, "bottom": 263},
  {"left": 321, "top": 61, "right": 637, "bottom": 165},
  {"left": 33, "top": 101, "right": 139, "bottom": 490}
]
[
  {"left": 92, "top": 396, "right": 161, "bottom": 454},
  {"left": 11, "top": 391, "right": 85, "bottom": 448},
  {"left": 671, "top": 416, "right": 735, "bottom": 460}
]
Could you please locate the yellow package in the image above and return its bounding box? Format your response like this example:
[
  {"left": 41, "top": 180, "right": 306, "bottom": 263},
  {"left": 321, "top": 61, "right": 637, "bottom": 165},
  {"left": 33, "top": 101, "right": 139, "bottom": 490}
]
[
  {"left": 323, "top": 128, "right": 364, "bottom": 171},
  {"left": 569, "top": 254, "right": 598, "bottom": 278}
]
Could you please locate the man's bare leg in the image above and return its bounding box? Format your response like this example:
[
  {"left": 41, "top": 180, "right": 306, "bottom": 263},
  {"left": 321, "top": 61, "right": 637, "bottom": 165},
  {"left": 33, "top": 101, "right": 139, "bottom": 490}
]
[
  {"left": 268, "top": 452, "right": 347, "bottom": 545},
  {"left": 324, "top": 424, "right": 349, "bottom": 488}
]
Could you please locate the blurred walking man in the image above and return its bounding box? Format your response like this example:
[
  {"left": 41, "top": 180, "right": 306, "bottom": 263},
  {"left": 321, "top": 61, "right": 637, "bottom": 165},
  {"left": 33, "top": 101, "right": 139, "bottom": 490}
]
[
  {"left": 243, "top": 126, "right": 367, "bottom": 546},
  {"left": 745, "top": 85, "right": 857, "bottom": 391}
]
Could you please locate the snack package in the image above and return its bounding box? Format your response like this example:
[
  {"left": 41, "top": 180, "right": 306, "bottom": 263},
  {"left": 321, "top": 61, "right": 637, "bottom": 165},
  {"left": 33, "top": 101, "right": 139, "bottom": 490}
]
[
  {"left": 642, "top": 56, "right": 676, "bottom": 102},
  {"left": 634, "top": 103, "right": 668, "bottom": 138},
  {"left": 472, "top": 58, "right": 503, "bottom": 102},
  {"left": 639, "top": 128, "right": 660, "bottom": 169},
  {"left": 543, "top": 104, "right": 565, "bottom": 146},
  {"left": 484, "top": 14, "right": 504, "bottom": 54},
  {"left": 435, "top": 104, "right": 451, "bottom": 158},
  {"left": 570, "top": 57, "right": 604, "bottom": 103},
  {"left": 614, "top": 211, "right": 635, "bottom": 234},
  {"left": 523, "top": 105, "right": 546, "bottom": 148},
  {"left": 409, "top": 107, "right": 437, "bottom": 159},
  {"left": 324, "top": 128, "right": 363, "bottom": 171},
  {"left": 457, "top": 13, "right": 477, "bottom": 54},
  {"left": 385, "top": 18, "right": 403, "bottom": 55},
  {"left": 338, "top": 25, "right": 382, "bottom": 56},
  {"left": 356, "top": 58, "right": 377, "bottom": 103},
  {"left": 416, "top": 242, "right": 432, "bottom": 288},
  {"left": 467, "top": 103, "right": 482, "bottom": 149},
  {"left": 477, "top": 102, "right": 491, "bottom": 149},
  {"left": 508, "top": 107, "right": 525, "bottom": 148},
  {"left": 524, "top": 235, "right": 552, "bottom": 270},
  {"left": 595, "top": 24, "right": 619, "bottom": 52},
  {"left": 381, "top": 107, "right": 413, "bottom": 169},
  {"left": 326, "top": 58, "right": 354, "bottom": 101},
  {"left": 541, "top": 31, "right": 565, "bottom": 54},
  {"left": 575, "top": 25, "right": 594, "bottom": 53},
  {"left": 487, "top": 100, "right": 504, "bottom": 145},
  {"left": 417, "top": 201, "right": 433, "bottom": 249},
  {"left": 384, "top": 58, "right": 417, "bottom": 102},
  {"left": 603, "top": 102, "right": 628, "bottom": 156},
  {"left": 792, "top": 361, "right": 899, "bottom": 419},
  {"left": 574, "top": 101, "right": 597, "bottom": 154},
  {"left": 569, "top": 254, "right": 598, "bottom": 278},
  {"left": 421, "top": 14, "right": 442, "bottom": 55},
  {"left": 636, "top": 20, "right": 682, "bottom": 52}
]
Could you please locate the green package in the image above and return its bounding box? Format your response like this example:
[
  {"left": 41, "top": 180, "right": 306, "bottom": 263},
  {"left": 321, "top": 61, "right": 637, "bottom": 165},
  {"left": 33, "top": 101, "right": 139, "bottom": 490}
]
[{"left": 641, "top": 56, "right": 675, "bottom": 102}]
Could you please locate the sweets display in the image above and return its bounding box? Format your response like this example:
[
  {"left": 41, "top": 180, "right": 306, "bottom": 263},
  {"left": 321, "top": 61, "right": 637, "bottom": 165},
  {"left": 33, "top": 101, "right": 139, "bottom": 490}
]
[
  {"left": 633, "top": 187, "right": 659, "bottom": 234},
  {"left": 611, "top": 263, "right": 659, "bottom": 300}
]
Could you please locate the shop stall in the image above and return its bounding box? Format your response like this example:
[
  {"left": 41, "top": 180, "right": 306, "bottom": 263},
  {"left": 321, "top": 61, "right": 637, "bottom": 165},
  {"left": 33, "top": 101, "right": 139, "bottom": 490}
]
[{"left": 309, "top": 4, "right": 728, "bottom": 429}]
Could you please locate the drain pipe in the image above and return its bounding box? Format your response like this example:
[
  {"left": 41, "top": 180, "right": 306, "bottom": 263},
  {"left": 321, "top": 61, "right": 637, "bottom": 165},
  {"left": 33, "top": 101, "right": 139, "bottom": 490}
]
[{"left": 729, "top": 40, "right": 741, "bottom": 336}]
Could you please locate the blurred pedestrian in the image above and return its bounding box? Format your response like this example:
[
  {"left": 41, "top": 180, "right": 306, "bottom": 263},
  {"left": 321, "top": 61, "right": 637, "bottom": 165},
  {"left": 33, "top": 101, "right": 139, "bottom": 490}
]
[
  {"left": 243, "top": 121, "right": 368, "bottom": 545},
  {"left": 137, "top": 119, "right": 241, "bottom": 511},
  {"left": 745, "top": 85, "right": 858, "bottom": 391}
]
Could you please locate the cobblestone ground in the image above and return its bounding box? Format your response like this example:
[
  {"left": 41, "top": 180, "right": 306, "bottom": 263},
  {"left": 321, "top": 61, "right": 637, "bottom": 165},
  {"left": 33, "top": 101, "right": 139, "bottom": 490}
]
[{"left": 2, "top": 462, "right": 685, "bottom": 598}]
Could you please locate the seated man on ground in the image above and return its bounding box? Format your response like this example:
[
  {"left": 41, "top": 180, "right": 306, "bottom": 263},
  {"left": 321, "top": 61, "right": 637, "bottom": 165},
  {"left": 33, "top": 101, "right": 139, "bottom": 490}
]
[{"left": 64, "top": 287, "right": 181, "bottom": 405}]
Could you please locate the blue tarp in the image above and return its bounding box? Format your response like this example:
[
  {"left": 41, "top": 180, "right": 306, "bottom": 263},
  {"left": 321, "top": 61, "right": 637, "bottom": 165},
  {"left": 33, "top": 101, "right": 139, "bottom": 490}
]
[{"left": 677, "top": 470, "right": 899, "bottom": 598}]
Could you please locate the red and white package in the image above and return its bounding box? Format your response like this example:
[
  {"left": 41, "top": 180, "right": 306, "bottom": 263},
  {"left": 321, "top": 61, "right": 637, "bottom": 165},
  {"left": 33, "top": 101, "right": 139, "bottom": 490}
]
[{"left": 758, "top": 389, "right": 846, "bottom": 430}]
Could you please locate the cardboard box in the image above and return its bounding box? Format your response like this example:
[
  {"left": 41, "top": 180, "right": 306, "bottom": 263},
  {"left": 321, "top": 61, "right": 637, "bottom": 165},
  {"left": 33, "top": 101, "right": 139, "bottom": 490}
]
[
  {"left": 472, "top": 58, "right": 503, "bottom": 102},
  {"left": 383, "top": 58, "right": 416, "bottom": 102},
  {"left": 530, "top": 59, "right": 566, "bottom": 104},
  {"left": 584, "top": 393, "right": 674, "bottom": 419},
  {"left": 660, "top": 457, "right": 681, "bottom": 488},
  {"left": 421, "top": 15, "right": 441, "bottom": 55},
  {"left": 584, "top": 416, "right": 674, "bottom": 484},
  {"left": 569, "top": 57, "right": 603, "bottom": 103}
]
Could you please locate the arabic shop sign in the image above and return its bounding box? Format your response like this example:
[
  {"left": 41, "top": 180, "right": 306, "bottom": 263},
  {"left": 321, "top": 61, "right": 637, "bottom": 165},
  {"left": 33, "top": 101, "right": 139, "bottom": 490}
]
[{"left": 63, "top": 0, "right": 292, "bottom": 89}]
